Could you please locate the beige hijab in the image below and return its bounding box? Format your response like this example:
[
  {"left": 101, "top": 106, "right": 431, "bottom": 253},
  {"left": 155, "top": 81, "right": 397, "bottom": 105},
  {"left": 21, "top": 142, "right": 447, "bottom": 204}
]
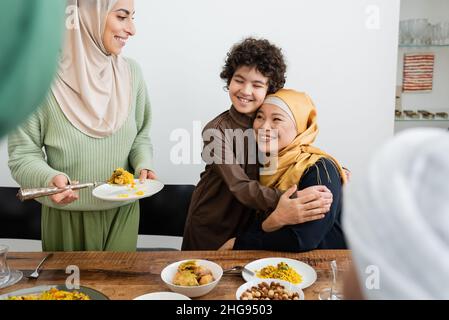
[{"left": 52, "top": 0, "right": 131, "bottom": 138}]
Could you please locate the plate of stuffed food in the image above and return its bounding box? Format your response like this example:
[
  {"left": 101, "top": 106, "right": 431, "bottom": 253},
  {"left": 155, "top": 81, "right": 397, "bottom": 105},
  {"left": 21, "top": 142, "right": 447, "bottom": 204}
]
[{"left": 161, "top": 259, "right": 223, "bottom": 298}]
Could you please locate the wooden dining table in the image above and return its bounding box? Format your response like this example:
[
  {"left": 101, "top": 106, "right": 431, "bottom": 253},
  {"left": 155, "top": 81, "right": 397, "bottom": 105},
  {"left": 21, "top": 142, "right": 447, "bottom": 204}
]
[{"left": 0, "top": 250, "right": 352, "bottom": 300}]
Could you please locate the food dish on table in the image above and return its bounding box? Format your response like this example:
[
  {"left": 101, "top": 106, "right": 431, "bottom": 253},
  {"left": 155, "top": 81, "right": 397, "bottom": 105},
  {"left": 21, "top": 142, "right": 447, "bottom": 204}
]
[
  {"left": 255, "top": 262, "right": 302, "bottom": 284},
  {"left": 0, "top": 285, "right": 108, "bottom": 300},
  {"left": 243, "top": 257, "right": 317, "bottom": 289},
  {"left": 173, "top": 260, "right": 215, "bottom": 286},
  {"left": 161, "top": 259, "right": 223, "bottom": 298},
  {"left": 236, "top": 279, "right": 304, "bottom": 301}
]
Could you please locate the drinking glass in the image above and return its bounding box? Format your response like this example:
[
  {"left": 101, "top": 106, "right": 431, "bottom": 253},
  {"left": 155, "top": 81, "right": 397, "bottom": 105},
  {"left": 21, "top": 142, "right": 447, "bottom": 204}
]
[
  {"left": 318, "top": 260, "right": 344, "bottom": 300},
  {"left": 0, "top": 245, "right": 11, "bottom": 287},
  {"left": 441, "top": 22, "right": 449, "bottom": 45},
  {"left": 400, "top": 20, "right": 412, "bottom": 45}
]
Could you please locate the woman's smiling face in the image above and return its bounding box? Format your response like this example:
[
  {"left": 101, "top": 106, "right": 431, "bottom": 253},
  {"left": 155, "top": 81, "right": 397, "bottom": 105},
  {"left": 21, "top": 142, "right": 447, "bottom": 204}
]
[
  {"left": 253, "top": 103, "right": 297, "bottom": 153},
  {"left": 103, "top": 0, "right": 136, "bottom": 56}
]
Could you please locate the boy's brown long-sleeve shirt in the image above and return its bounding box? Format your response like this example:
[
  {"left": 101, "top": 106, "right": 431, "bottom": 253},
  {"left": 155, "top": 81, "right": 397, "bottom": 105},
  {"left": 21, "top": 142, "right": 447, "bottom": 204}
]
[{"left": 182, "top": 106, "right": 282, "bottom": 250}]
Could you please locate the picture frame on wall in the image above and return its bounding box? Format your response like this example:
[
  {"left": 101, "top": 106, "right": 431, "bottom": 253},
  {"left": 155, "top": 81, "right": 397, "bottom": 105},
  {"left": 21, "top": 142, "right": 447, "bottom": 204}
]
[{"left": 402, "top": 53, "right": 435, "bottom": 93}]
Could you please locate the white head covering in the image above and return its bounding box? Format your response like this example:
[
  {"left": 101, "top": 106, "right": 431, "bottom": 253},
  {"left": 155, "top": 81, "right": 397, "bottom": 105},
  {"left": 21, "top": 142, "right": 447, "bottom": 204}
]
[
  {"left": 51, "top": 0, "right": 131, "bottom": 138},
  {"left": 344, "top": 128, "right": 449, "bottom": 299}
]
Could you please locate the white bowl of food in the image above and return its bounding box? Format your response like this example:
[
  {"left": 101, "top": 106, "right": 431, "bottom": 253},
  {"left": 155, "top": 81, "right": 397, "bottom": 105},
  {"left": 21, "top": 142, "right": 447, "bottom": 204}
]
[
  {"left": 161, "top": 259, "right": 223, "bottom": 298},
  {"left": 236, "top": 279, "right": 304, "bottom": 301}
]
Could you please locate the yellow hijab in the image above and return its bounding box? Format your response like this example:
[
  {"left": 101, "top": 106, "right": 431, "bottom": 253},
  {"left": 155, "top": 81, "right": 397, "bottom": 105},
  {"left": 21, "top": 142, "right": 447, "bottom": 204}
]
[{"left": 260, "top": 89, "right": 347, "bottom": 191}]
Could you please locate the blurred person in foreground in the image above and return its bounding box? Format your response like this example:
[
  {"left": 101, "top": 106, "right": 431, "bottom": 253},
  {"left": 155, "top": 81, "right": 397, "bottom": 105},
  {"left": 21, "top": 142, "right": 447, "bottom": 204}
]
[{"left": 343, "top": 128, "right": 449, "bottom": 299}]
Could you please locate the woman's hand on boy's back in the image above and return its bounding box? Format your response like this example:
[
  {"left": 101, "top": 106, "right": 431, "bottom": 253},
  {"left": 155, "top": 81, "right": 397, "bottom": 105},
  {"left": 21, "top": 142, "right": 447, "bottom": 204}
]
[{"left": 262, "top": 185, "right": 332, "bottom": 232}]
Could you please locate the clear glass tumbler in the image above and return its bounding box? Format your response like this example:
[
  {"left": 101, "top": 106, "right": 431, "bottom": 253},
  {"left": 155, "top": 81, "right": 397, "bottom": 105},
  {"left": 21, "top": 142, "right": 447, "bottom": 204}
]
[
  {"left": 0, "top": 245, "right": 11, "bottom": 287},
  {"left": 318, "top": 260, "right": 344, "bottom": 300}
]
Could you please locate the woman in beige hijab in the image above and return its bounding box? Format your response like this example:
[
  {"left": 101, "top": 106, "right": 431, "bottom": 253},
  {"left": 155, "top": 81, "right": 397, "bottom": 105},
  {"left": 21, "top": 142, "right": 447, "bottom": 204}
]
[{"left": 8, "top": 0, "right": 156, "bottom": 251}]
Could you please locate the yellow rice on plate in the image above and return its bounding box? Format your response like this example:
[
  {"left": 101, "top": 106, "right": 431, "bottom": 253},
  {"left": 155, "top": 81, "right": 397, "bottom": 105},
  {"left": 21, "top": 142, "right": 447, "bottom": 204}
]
[
  {"left": 108, "top": 168, "right": 135, "bottom": 188},
  {"left": 8, "top": 288, "right": 90, "bottom": 300},
  {"left": 256, "top": 262, "right": 303, "bottom": 284}
]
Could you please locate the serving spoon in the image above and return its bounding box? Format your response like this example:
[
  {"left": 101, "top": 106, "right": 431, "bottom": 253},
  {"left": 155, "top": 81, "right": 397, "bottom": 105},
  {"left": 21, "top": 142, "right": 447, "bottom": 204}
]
[{"left": 17, "top": 182, "right": 107, "bottom": 202}]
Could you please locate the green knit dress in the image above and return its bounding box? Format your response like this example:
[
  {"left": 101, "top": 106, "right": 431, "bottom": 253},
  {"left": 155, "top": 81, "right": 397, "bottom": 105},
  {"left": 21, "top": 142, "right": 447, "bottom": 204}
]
[{"left": 8, "top": 59, "right": 154, "bottom": 252}]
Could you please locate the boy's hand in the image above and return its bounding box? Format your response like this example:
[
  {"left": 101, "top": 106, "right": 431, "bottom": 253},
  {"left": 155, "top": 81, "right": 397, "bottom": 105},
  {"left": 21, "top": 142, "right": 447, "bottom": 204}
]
[{"left": 219, "top": 238, "right": 236, "bottom": 251}]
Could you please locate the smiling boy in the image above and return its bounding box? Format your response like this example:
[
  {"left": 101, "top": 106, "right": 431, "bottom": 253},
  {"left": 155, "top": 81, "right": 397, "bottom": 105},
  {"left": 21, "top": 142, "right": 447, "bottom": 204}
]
[{"left": 182, "top": 38, "right": 287, "bottom": 250}]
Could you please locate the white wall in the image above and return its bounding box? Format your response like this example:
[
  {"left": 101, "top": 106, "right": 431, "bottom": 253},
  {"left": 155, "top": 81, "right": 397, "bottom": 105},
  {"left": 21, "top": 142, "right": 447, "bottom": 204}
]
[
  {"left": 0, "top": 0, "right": 400, "bottom": 187},
  {"left": 398, "top": 0, "right": 449, "bottom": 111},
  {"left": 0, "top": 139, "right": 15, "bottom": 186}
]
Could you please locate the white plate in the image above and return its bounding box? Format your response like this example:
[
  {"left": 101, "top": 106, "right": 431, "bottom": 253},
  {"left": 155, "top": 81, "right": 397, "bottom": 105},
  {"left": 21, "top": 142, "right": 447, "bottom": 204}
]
[
  {"left": 243, "top": 257, "right": 317, "bottom": 289},
  {"left": 92, "top": 179, "right": 164, "bottom": 202},
  {"left": 133, "top": 292, "right": 191, "bottom": 300}
]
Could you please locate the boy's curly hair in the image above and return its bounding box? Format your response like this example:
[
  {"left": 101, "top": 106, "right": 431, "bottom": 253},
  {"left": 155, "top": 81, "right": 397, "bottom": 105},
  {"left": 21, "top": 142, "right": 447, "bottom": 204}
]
[{"left": 220, "top": 38, "right": 287, "bottom": 94}]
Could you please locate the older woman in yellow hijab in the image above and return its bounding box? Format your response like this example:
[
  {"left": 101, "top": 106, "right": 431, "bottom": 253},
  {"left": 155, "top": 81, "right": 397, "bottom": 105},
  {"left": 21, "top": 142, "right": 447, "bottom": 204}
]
[
  {"left": 232, "top": 89, "right": 347, "bottom": 252},
  {"left": 8, "top": 0, "right": 156, "bottom": 252}
]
